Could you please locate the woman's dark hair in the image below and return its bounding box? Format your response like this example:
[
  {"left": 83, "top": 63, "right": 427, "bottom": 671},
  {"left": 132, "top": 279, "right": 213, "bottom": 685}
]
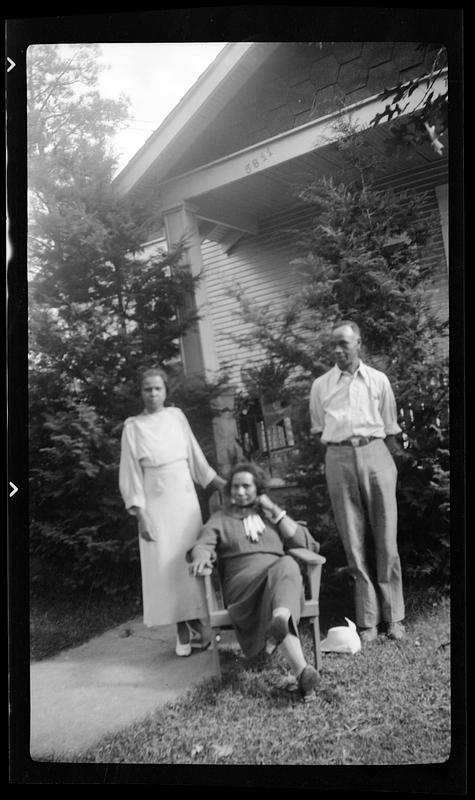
[
  {"left": 226, "top": 461, "right": 269, "bottom": 496},
  {"left": 140, "top": 367, "right": 169, "bottom": 392}
]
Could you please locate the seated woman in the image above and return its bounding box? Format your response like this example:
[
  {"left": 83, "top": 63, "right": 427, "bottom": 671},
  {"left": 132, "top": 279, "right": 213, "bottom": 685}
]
[{"left": 190, "top": 461, "right": 320, "bottom": 700}]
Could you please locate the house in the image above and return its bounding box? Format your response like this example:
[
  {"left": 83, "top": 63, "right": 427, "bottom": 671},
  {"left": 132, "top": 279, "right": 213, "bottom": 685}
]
[{"left": 113, "top": 41, "right": 449, "bottom": 477}]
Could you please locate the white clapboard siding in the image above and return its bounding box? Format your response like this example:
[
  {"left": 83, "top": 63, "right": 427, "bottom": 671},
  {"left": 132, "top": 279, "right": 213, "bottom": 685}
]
[
  {"left": 202, "top": 161, "right": 449, "bottom": 386},
  {"left": 375, "top": 161, "right": 448, "bottom": 277},
  {"left": 202, "top": 206, "right": 318, "bottom": 386},
  {"left": 377, "top": 161, "right": 449, "bottom": 325}
]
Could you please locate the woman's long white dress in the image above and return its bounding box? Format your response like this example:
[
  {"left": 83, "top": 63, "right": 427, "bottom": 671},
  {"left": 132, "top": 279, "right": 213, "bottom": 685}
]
[{"left": 119, "top": 406, "right": 217, "bottom": 626}]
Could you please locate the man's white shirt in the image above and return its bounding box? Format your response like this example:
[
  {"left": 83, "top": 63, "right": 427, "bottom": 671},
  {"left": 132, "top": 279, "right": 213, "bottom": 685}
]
[{"left": 309, "top": 361, "right": 402, "bottom": 443}]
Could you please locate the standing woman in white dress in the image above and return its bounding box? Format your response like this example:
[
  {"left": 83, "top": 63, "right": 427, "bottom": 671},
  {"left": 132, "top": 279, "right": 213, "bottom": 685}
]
[{"left": 119, "top": 367, "right": 226, "bottom": 657}]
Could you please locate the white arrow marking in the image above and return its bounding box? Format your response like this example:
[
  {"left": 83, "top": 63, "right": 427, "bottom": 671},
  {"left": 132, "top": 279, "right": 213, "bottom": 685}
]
[
  {"left": 9, "top": 482, "right": 18, "bottom": 497},
  {"left": 7, "top": 57, "right": 16, "bottom": 73}
]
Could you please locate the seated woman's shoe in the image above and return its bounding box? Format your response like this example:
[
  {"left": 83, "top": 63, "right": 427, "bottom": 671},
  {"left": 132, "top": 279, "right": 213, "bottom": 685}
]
[
  {"left": 175, "top": 636, "right": 192, "bottom": 657},
  {"left": 265, "top": 616, "right": 289, "bottom": 654},
  {"left": 298, "top": 664, "right": 319, "bottom": 701}
]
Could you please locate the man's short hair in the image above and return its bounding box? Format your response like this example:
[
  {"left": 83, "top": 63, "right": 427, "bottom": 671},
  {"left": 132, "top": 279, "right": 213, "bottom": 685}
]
[{"left": 332, "top": 320, "right": 361, "bottom": 339}]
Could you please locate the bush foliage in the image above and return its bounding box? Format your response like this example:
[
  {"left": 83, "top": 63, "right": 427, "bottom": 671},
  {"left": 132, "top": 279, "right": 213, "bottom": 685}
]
[{"left": 28, "top": 45, "right": 225, "bottom": 597}]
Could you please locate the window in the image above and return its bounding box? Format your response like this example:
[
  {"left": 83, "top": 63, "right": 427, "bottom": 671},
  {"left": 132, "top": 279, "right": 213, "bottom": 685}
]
[{"left": 235, "top": 394, "right": 296, "bottom": 476}]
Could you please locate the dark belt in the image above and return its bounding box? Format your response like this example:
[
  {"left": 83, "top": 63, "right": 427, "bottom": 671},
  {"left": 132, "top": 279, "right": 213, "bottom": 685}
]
[{"left": 327, "top": 436, "right": 380, "bottom": 448}]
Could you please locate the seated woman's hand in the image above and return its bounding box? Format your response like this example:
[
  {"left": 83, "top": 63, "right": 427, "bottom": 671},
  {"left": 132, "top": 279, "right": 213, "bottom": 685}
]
[
  {"left": 190, "top": 558, "right": 214, "bottom": 576},
  {"left": 257, "top": 493, "right": 282, "bottom": 520}
]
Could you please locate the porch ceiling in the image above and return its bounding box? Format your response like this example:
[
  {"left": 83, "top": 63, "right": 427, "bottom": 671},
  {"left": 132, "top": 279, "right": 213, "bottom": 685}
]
[{"left": 192, "top": 127, "right": 446, "bottom": 241}]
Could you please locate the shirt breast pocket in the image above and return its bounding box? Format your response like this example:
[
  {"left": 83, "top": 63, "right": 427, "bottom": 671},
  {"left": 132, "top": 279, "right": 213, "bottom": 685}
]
[{"left": 367, "top": 381, "right": 381, "bottom": 402}]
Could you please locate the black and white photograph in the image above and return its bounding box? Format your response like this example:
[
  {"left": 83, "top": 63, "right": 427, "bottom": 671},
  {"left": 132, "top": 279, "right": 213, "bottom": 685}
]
[{"left": 7, "top": 7, "right": 465, "bottom": 789}]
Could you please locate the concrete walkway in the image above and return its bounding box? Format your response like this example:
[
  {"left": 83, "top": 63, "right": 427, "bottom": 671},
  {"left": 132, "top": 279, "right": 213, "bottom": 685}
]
[{"left": 30, "top": 617, "right": 234, "bottom": 761}]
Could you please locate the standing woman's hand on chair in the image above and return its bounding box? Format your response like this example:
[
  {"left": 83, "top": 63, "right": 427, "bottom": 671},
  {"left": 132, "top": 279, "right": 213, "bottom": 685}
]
[{"left": 191, "top": 557, "right": 214, "bottom": 576}]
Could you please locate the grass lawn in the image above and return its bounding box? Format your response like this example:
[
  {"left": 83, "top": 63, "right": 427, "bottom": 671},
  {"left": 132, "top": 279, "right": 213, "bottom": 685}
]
[
  {"left": 30, "top": 589, "right": 142, "bottom": 662},
  {"left": 35, "top": 586, "right": 451, "bottom": 767}
]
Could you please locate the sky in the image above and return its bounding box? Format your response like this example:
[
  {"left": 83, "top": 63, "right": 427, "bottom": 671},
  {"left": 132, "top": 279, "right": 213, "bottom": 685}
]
[{"left": 96, "top": 42, "right": 228, "bottom": 174}]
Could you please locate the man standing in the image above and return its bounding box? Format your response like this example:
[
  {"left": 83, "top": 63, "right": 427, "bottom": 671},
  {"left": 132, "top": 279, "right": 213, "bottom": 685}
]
[{"left": 309, "top": 321, "right": 405, "bottom": 643}]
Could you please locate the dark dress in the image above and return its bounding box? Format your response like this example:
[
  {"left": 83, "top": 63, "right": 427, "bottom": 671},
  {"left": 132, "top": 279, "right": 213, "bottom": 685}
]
[{"left": 190, "top": 506, "right": 318, "bottom": 657}]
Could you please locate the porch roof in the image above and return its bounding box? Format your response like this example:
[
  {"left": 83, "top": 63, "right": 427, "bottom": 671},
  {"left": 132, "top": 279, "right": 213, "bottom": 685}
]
[
  {"left": 167, "top": 79, "right": 446, "bottom": 218},
  {"left": 113, "top": 43, "right": 447, "bottom": 247}
]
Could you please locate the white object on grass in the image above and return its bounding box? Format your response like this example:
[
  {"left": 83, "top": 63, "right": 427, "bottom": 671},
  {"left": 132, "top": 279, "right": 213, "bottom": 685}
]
[{"left": 320, "top": 617, "right": 361, "bottom": 654}]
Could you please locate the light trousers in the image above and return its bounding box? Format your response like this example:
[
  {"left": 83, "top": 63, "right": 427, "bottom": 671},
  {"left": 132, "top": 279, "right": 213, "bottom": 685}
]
[{"left": 325, "top": 439, "right": 405, "bottom": 628}]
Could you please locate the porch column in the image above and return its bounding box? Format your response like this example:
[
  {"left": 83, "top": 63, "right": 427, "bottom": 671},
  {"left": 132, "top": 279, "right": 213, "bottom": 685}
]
[{"left": 163, "top": 202, "right": 219, "bottom": 379}]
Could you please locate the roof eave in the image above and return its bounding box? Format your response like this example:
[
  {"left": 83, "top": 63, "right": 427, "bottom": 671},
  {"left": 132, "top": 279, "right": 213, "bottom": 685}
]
[{"left": 113, "top": 42, "right": 281, "bottom": 198}]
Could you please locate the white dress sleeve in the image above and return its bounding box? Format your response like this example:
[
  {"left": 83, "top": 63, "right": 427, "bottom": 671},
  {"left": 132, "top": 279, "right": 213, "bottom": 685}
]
[
  {"left": 119, "top": 418, "right": 146, "bottom": 513},
  {"left": 174, "top": 408, "right": 217, "bottom": 488}
]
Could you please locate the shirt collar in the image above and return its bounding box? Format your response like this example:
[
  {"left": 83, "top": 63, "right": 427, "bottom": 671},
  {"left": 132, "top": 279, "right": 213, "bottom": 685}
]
[{"left": 334, "top": 360, "right": 370, "bottom": 385}]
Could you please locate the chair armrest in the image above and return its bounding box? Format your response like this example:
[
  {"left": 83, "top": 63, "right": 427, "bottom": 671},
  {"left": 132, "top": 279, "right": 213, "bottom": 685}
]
[{"left": 288, "top": 548, "right": 326, "bottom": 566}]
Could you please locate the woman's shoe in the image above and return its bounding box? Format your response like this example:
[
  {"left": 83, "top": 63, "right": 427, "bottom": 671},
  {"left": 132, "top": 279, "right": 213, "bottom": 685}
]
[
  {"left": 265, "top": 615, "right": 289, "bottom": 654},
  {"left": 175, "top": 636, "right": 192, "bottom": 657},
  {"left": 298, "top": 664, "right": 319, "bottom": 702}
]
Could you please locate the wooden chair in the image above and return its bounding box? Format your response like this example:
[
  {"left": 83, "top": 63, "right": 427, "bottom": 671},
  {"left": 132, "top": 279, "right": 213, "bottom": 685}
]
[{"left": 195, "top": 545, "right": 326, "bottom": 681}]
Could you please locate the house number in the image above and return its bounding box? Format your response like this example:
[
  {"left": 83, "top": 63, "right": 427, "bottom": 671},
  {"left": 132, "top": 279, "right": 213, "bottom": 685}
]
[{"left": 244, "top": 146, "right": 274, "bottom": 174}]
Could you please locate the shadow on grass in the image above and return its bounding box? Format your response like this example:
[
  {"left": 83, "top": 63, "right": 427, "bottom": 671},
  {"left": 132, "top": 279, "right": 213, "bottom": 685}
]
[
  {"left": 30, "top": 588, "right": 142, "bottom": 662},
  {"left": 208, "top": 629, "right": 346, "bottom": 709},
  {"left": 29, "top": 573, "right": 449, "bottom": 665}
]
